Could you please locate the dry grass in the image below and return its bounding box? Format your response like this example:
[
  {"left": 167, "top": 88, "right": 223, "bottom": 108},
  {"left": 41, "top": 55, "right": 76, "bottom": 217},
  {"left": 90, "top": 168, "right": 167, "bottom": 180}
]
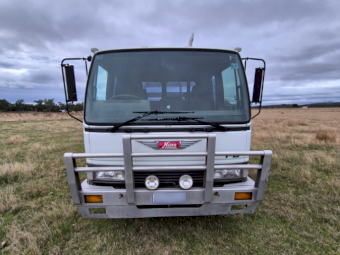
[
  {"left": 316, "top": 130, "right": 337, "bottom": 142},
  {"left": 0, "top": 162, "right": 35, "bottom": 182},
  {"left": 0, "top": 108, "right": 339, "bottom": 254},
  {"left": 0, "top": 186, "right": 22, "bottom": 213},
  {"left": 287, "top": 119, "right": 308, "bottom": 126},
  {"left": 3, "top": 135, "right": 28, "bottom": 144}
]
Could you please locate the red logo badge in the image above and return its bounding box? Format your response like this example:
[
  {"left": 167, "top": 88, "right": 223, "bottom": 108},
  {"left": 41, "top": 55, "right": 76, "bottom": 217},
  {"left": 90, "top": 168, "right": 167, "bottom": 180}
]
[
  {"left": 137, "top": 139, "right": 201, "bottom": 150},
  {"left": 158, "top": 141, "right": 180, "bottom": 149}
]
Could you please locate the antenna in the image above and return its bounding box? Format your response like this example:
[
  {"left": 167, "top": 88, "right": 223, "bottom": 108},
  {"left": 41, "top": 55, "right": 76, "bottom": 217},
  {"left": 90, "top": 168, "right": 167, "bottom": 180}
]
[{"left": 188, "top": 33, "right": 194, "bottom": 47}]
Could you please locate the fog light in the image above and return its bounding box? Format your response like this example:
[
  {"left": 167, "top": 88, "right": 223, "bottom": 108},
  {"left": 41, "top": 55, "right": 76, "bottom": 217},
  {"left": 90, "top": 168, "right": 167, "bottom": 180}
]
[
  {"left": 179, "top": 175, "right": 193, "bottom": 190},
  {"left": 85, "top": 195, "right": 103, "bottom": 203},
  {"left": 145, "top": 175, "right": 159, "bottom": 190}
]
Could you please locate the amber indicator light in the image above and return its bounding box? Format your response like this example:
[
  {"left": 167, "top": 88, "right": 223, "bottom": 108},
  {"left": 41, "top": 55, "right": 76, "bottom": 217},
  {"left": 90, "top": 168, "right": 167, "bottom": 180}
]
[
  {"left": 85, "top": 195, "right": 103, "bottom": 203},
  {"left": 234, "top": 192, "right": 252, "bottom": 200}
]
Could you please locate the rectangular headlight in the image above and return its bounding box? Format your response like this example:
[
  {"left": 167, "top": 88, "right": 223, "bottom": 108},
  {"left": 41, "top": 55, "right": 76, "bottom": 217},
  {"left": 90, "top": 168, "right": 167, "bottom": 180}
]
[
  {"left": 214, "top": 169, "right": 242, "bottom": 179},
  {"left": 96, "top": 171, "right": 125, "bottom": 181}
]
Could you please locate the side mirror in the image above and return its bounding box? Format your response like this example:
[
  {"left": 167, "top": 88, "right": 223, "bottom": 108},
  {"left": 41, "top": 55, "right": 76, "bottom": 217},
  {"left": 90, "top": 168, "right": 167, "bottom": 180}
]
[
  {"left": 252, "top": 67, "right": 265, "bottom": 103},
  {"left": 64, "top": 65, "right": 78, "bottom": 102}
]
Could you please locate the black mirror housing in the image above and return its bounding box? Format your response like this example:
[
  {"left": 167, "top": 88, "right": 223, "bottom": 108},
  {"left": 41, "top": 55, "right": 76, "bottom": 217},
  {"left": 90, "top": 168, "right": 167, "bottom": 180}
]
[
  {"left": 252, "top": 67, "right": 265, "bottom": 103},
  {"left": 64, "top": 65, "right": 78, "bottom": 102}
]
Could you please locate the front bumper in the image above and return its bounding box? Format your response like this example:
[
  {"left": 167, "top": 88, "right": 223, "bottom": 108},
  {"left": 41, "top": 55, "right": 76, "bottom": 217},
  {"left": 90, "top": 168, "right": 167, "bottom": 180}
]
[{"left": 64, "top": 133, "right": 272, "bottom": 219}]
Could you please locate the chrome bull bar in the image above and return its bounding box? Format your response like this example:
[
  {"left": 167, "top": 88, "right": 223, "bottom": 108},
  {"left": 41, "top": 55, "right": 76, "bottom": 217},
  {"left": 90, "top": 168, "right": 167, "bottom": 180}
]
[{"left": 64, "top": 134, "right": 272, "bottom": 207}]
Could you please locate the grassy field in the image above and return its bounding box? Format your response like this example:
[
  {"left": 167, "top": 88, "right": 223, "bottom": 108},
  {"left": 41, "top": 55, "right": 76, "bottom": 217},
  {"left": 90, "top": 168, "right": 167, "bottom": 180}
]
[{"left": 0, "top": 109, "right": 339, "bottom": 254}]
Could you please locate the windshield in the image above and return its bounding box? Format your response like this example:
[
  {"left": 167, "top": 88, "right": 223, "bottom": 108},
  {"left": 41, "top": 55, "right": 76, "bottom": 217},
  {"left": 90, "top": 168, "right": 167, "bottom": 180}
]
[{"left": 85, "top": 49, "right": 250, "bottom": 125}]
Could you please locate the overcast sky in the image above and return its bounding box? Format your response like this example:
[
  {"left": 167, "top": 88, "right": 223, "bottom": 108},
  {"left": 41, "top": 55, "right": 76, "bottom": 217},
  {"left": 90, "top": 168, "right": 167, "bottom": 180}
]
[{"left": 1, "top": 0, "right": 339, "bottom": 105}]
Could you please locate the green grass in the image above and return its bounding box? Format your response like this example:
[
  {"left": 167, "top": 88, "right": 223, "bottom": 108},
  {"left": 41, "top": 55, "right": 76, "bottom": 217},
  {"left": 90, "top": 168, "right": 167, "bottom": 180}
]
[{"left": 0, "top": 109, "right": 340, "bottom": 254}]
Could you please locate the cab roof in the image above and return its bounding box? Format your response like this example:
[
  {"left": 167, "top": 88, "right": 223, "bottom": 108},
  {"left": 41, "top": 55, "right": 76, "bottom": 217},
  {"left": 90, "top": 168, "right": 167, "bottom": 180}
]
[{"left": 93, "top": 47, "right": 241, "bottom": 55}]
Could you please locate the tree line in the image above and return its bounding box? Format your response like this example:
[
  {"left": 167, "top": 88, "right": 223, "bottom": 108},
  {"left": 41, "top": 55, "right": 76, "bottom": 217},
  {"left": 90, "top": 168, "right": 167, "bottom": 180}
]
[{"left": 0, "top": 99, "right": 83, "bottom": 112}]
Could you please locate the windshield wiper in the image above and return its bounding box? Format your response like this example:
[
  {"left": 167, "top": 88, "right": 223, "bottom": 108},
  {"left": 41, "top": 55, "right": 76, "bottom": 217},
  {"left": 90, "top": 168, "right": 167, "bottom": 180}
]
[
  {"left": 108, "top": 111, "right": 194, "bottom": 132},
  {"left": 142, "top": 116, "right": 203, "bottom": 121},
  {"left": 142, "top": 116, "right": 228, "bottom": 131}
]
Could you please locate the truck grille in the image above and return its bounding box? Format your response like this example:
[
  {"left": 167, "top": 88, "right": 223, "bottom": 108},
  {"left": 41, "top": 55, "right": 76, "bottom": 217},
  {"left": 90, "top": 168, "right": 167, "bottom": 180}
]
[
  {"left": 91, "top": 171, "right": 246, "bottom": 189},
  {"left": 134, "top": 171, "right": 205, "bottom": 188}
]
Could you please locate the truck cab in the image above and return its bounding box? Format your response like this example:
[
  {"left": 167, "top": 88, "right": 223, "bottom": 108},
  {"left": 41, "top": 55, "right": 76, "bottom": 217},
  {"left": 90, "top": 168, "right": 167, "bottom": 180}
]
[{"left": 62, "top": 46, "right": 272, "bottom": 218}]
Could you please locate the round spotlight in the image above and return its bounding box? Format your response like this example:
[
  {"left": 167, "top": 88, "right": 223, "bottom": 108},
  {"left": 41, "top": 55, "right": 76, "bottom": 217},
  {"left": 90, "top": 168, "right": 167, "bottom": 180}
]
[
  {"left": 179, "top": 175, "right": 193, "bottom": 190},
  {"left": 145, "top": 175, "right": 159, "bottom": 190}
]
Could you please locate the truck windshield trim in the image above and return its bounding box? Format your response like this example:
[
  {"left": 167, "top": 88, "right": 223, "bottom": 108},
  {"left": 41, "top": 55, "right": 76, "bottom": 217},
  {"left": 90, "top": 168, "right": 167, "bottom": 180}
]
[
  {"left": 84, "top": 126, "right": 251, "bottom": 133},
  {"left": 84, "top": 49, "right": 250, "bottom": 125}
]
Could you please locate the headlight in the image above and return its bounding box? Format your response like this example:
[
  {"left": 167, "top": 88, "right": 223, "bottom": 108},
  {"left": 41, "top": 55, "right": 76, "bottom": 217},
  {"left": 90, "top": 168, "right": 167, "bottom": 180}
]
[
  {"left": 179, "top": 175, "right": 193, "bottom": 189},
  {"left": 214, "top": 169, "right": 242, "bottom": 179},
  {"left": 96, "top": 171, "right": 125, "bottom": 180},
  {"left": 145, "top": 175, "right": 159, "bottom": 190}
]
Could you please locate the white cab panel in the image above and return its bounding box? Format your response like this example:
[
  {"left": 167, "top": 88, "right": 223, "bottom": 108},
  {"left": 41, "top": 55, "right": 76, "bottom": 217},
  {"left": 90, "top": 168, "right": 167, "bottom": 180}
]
[{"left": 87, "top": 129, "right": 251, "bottom": 166}]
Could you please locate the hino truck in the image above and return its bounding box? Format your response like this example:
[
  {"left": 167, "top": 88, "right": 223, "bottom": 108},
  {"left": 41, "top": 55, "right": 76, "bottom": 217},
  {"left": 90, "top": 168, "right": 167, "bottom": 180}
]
[{"left": 61, "top": 38, "right": 272, "bottom": 219}]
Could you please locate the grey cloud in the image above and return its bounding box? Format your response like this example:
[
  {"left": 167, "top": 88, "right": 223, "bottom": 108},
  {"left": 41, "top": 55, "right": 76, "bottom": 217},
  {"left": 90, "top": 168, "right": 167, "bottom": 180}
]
[
  {"left": 142, "top": 0, "right": 335, "bottom": 29},
  {"left": 263, "top": 87, "right": 340, "bottom": 105},
  {"left": 0, "top": 84, "right": 81, "bottom": 104},
  {"left": 22, "top": 71, "right": 56, "bottom": 84},
  {"left": 0, "top": 0, "right": 340, "bottom": 105},
  {"left": 272, "top": 42, "right": 340, "bottom": 63},
  {"left": 266, "top": 61, "right": 340, "bottom": 82},
  {"left": 0, "top": 1, "right": 141, "bottom": 54},
  {"left": 0, "top": 61, "right": 14, "bottom": 68},
  {"left": 1, "top": 0, "right": 336, "bottom": 52},
  {"left": 280, "top": 64, "right": 340, "bottom": 81}
]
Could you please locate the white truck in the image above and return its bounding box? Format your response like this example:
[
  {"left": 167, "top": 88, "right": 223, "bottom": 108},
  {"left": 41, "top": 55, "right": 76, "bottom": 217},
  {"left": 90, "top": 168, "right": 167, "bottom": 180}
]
[{"left": 61, "top": 38, "right": 272, "bottom": 218}]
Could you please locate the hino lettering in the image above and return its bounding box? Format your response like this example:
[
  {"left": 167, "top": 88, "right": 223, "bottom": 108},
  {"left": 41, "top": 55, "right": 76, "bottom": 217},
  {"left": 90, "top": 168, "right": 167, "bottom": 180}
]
[
  {"left": 61, "top": 35, "right": 272, "bottom": 218},
  {"left": 158, "top": 141, "right": 180, "bottom": 149}
]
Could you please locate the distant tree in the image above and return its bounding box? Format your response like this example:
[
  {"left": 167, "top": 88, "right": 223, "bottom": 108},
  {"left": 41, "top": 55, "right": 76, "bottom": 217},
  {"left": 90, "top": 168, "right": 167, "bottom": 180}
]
[
  {"left": 68, "top": 102, "right": 74, "bottom": 111},
  {"left": 34, "top": 99, "right": 43, "bottom": 105},
  {"left": 16, "top": 99, "right": 24, "bottom": 104},
  {"left": 58, "top": 102, "right": 66, "bottom": 110},
  {"left": 34, "top": 99, "right": 44, "bottom": 112},
  {"left": 15, "top": 99, "right": 25, "bottom": 111},
  {"left": 44, "top": 98, "right": 55, "bottom": 112},
  {"left": 0, "top": 99, "right": 11, "bottom": 111},
  {"left": 292, "top": 104, "right": 299, "bottom": 108},
  {"left": 73, "top": 102, "right": 83, "bottom": 112}
]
